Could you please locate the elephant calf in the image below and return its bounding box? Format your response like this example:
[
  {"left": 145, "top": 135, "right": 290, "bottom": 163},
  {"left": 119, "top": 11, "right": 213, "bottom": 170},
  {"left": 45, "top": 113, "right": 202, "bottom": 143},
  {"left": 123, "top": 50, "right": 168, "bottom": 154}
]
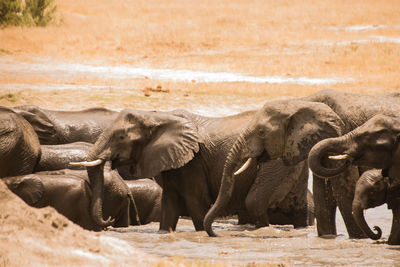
[
  {"left": 352, "top": 169, "right": 388, "bottom": 241},
  {"left": 3, "top": 169, "right": 139, "bottom": 231}
]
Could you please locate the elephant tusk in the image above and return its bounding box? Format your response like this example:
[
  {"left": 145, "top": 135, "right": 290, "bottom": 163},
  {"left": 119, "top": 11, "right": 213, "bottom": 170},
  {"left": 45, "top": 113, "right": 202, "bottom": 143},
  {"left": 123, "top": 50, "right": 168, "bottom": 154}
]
[
  {"left": 328, "top": 154, "right": 349, "bottom": 160},
  {"left": 69, "top": 159, "right": 104, "bottom": 167},
  {"left": 234, "top": 158, "right": 253, "bottom": 176}
]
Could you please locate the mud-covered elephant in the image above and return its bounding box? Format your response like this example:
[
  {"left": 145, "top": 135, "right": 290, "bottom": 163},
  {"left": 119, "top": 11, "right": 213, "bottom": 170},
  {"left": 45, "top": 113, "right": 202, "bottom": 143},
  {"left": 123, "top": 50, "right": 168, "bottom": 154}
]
[
  {"left": 0, "top": 106, "right": 41, "bottom": 178},
  {"left": 3, "top": 168, "right": 139, "bottom": 231},
  {"left": 0, "top": 105, "right": 103, "bottom": 177},
  {"left": 73, "top": 109, "right": 313, "bottom": 231},
  {"left": 352, "top": 169, "right": 388, "bottom": 241},
  {"left": 125, "top": 178, "right": 162, "bottom": 224},
  {"left": 204, "top": 90, "right": 400, "bottom": 237},
  {"left": 309, "top": 114, "right": 400, "bottom": 244},
  {"left": 13, "top": 105, "right": 118, "bottom": 145}
]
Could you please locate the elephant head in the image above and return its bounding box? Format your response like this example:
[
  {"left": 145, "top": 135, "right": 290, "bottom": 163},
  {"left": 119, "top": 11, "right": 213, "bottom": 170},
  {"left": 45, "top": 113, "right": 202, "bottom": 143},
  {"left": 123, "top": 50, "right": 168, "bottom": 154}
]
[
  {"left": 352, "top": 169, "right": 387, "bottom": 240},
  {"left": 71, "top": 109, "right": 202, "bottom": 227},
  {"left": 204, "top": 100, "right": 345, "bottom": 236},
  {"left": 308, "top": 114, "right": 400, "bottom": 178},
  {"left": 0, "top": 107, "right": 41, "bottom": 178}
]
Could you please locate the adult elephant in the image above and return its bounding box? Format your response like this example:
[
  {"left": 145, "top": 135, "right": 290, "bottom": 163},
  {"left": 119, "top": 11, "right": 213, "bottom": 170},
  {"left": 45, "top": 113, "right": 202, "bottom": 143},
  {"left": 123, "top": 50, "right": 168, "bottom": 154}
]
[
  {"left": 3, "top": 168, "right": 139, "bottom": 231},
  {"left": 308, "top": 114, "right": 400, "bottom": 244},
  {"left": 352, "top": 169, "right": 387, "bottom": 241},
  {"left": 36, "top": 142, "right": 93, "bottom": 171},
  {"left": 13, "top": 105, "right": 119, "bottom": 145},
  {"left": 204, "top": 90, "right": 400, "bottom": 237},
  {"left": 72, "top": 109, "right": 313, "bottom": 231},
  {"left": 13, "top": 105, "right": 140, "bottom": 178}
]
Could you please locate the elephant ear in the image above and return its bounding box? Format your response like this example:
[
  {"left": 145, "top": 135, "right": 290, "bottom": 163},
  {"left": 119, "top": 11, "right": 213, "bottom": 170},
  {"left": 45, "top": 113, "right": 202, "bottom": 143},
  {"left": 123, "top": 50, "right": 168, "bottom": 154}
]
[
  {"left": 14, "top": 106, "right": 57, "bottom": 143},
  {"left": 283, "top": 102, "right": 344, "bottom": 165},
  {"left": 136, "top": 114, "right": 203, "bottom": 178},
  {"left": 14, "top": 175, "right": 44, "bottom": 206}
]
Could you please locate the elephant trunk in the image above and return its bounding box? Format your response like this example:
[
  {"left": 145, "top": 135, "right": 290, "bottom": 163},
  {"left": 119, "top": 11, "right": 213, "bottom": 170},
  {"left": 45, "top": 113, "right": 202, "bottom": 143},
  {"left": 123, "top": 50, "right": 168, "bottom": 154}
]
[
  {"left": 308, "top": 134, "right": 352, "bottom": 178},
  {"left": 204, "top": 130, "right": 250, "bottom": 237},
  {"left": 352, "top": 201, "right": 382, "bottom": 240},
  {"left": 86, "top": 131, "right": 114, "bottom": 227}
]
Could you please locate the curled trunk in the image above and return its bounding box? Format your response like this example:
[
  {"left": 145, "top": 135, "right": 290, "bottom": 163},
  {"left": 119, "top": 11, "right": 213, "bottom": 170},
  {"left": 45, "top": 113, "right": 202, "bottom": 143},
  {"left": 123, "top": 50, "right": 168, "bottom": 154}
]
[
  {"left": 352, "top": 203, "right": 382, "bottom": 240},
  {"left": 308, "top": 134, "right": 352, "bottom": 178},
  {"left": 204, "top": 131, "right": 249, "bottom": 237}
]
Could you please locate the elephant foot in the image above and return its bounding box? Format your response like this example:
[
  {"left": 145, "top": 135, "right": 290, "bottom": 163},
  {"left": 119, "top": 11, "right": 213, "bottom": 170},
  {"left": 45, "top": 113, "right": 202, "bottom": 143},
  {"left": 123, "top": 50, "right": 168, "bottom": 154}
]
[
  {"left": 157, "top": 229, "right": 171, "bottom": 234},
  {"left": 255, "top": 221, "right": 269, "bottom": 228},
  {"left": 293, "top": 225, "right": 307, "bottom": 229},
  {"left": 319, "top": 234, "right": 337, "bottom": 239}
]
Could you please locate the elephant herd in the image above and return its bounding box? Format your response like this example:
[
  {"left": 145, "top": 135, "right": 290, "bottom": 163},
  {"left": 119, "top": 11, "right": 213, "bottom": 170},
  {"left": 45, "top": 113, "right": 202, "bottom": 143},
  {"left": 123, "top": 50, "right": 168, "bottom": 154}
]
[{"left": 1, "top": 89, "right": 400, "bottom": 245}]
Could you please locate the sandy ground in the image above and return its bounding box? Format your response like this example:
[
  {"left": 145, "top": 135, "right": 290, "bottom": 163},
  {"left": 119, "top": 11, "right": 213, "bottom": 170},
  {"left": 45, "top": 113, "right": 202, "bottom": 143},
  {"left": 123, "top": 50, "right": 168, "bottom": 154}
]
[{"left": 1, "top": 0, "right": 400, "bottom": 266}]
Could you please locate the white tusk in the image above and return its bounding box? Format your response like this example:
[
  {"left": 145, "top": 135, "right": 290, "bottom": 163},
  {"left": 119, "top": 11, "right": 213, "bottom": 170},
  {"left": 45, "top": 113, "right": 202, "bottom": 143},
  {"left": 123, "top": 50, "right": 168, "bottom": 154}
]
[
  {"left": 234, "top": 158, "right": 253, "bottom": 176},
  {"left": 328, "top": 154, "right": 349, "bottom": 160},
  {"left": 69, "top": 159, "right": 103, "bottom": 167}
]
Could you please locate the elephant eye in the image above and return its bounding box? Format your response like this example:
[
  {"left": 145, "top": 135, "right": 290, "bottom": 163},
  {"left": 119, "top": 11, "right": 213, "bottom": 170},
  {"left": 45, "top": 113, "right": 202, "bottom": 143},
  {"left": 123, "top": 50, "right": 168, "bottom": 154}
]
[
  {"left": 258, "top": 127, "right": 265, "bottom": 137},
  {"left": 119, "top": 135, "right": 125, "bottom": 140}
]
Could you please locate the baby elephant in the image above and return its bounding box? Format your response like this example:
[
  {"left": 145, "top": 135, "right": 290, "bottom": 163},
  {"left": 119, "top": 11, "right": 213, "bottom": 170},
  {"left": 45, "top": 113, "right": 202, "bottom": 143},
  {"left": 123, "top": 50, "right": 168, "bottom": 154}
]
[
  {"left": 352, "top": 169, "right": 388, "bottom": 240},
  {"left": 125, "top": 179, "right": 162, "bottom": 225},
  {"left": 3, "top": 169, "right": 140, "bottom": 231}
]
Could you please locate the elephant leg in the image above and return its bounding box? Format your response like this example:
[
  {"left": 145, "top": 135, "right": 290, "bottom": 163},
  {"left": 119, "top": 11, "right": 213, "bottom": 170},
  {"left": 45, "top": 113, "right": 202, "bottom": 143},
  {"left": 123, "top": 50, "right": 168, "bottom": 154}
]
[
  {"left": 388, "top": 207, "right": 400, "bottom": 245},
  {"left": 237, "top": 209, "right": 253, "bottom": 225},
  {"left": 291, "top": 206, "right": 309, "bottom": 228},
  {"left": 387, "top": 184, "right": 400, "bottom": 245},
  {"left": 159, "top": 192, "right": 181, "bottom": 232},
  {"left": 331, "top": 171, "right": 366, "bottom": 239},
  {"left": 180, "top": 164, "right": 211, "bottom": 231},
  {"left": 112, "top": 197, "right": 130, "bottom": 228},
  {"left": 159, "top": 174, "right": 183, "bottom": 232},
  {"left": 313, "top": 174, "right": 337, "bottom": 236}
]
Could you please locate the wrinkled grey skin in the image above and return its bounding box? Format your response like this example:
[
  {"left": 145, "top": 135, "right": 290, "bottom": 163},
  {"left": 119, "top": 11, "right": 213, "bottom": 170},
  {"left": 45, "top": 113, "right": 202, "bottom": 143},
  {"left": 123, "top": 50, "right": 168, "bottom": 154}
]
[
  {"left": 3, "top": 168, "right": 139, "bottom": 231},
  {"left": 204, "top": 99, "right": 343, "bottom": 236},
  {"left": 13, "top": 105, "right": 138, "bottom": 178},
  {"left": 309, "top": 114, "right": 400, "bottom": 244},
  {"left": 85, "top": 109, "right": 313, "bottom": 231},
  {"left": 0, "top": 106, "right": 96, "bottom": 178},
  {"left": 35, "top": 142, "right": 93, "bottom": 171},
  {"left": 125, "top": 178, "right": 162, "bottom": 224},
  {"left": 204, "top": 90, "right": 400, "bottom": 237},
  {"left": 352, "top": 169, "right": 387, "bottom": 241},
  {"left": 0, "top": 107, "right": 41, "bottom": 178},
  {"left": 13, "top": 105, "right": 118, "bottom": 145}
]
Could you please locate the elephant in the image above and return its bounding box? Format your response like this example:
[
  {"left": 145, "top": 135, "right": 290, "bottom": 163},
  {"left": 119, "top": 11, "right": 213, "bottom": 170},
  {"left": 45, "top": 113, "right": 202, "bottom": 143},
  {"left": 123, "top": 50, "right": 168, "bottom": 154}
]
[
  {"left": 36, "top": 142, "right": 93, "bottom": 171},
  {"left": 308, "top": 114, "right": 400, "bottom": 244},
  {"left": 204, "top": 90, "right": 400, "bottom": 237},
  {"left": 0, "top": 106, "right": 41, "bottom": 178},
  {"left": 0, "top": 105, "right": 107, "bottom": 177},
  {"left": 13, "top": 105, "right": 143, "bottom": 178},
  {"left": 125, "top": 178, "right": 162, "bottom": 224},
  {"left": 3, "top": 167, "right": 140, "bottom": 231},
  {"left": 352, "top": 169, "right": 388, "bottom": 241},
  {"left": 13, "top": 105, "right": 119, "bottom": 145},
  {"left": 72, "top": 108, "right": 314, "bottom": 231}
]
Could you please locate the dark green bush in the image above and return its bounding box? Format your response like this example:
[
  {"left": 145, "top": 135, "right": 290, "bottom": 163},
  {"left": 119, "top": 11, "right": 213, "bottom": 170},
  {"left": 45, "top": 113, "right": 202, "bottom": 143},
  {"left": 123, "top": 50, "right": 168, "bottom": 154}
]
[{"left": 0, "top": 0, "right": 56, "bottom": 27}]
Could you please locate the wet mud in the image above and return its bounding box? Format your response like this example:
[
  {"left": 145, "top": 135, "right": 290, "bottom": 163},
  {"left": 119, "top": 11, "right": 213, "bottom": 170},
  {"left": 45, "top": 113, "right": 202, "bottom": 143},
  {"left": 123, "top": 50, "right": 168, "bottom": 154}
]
[{"left": 106, "top": 206, "right": 400, "bottom": 266}]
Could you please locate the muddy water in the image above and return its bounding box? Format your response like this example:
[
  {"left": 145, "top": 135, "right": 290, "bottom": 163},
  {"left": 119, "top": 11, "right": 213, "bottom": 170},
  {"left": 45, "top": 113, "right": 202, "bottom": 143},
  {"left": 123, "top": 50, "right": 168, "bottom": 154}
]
[
  {"left": 105, "top": 204, "right": 400, "bottom": 266},
  {"left": 3, "top": 57, "right": 400, "bottom": 265},
  {"left": 0, "top": 57, "right": 352, "bottom": 86}
]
